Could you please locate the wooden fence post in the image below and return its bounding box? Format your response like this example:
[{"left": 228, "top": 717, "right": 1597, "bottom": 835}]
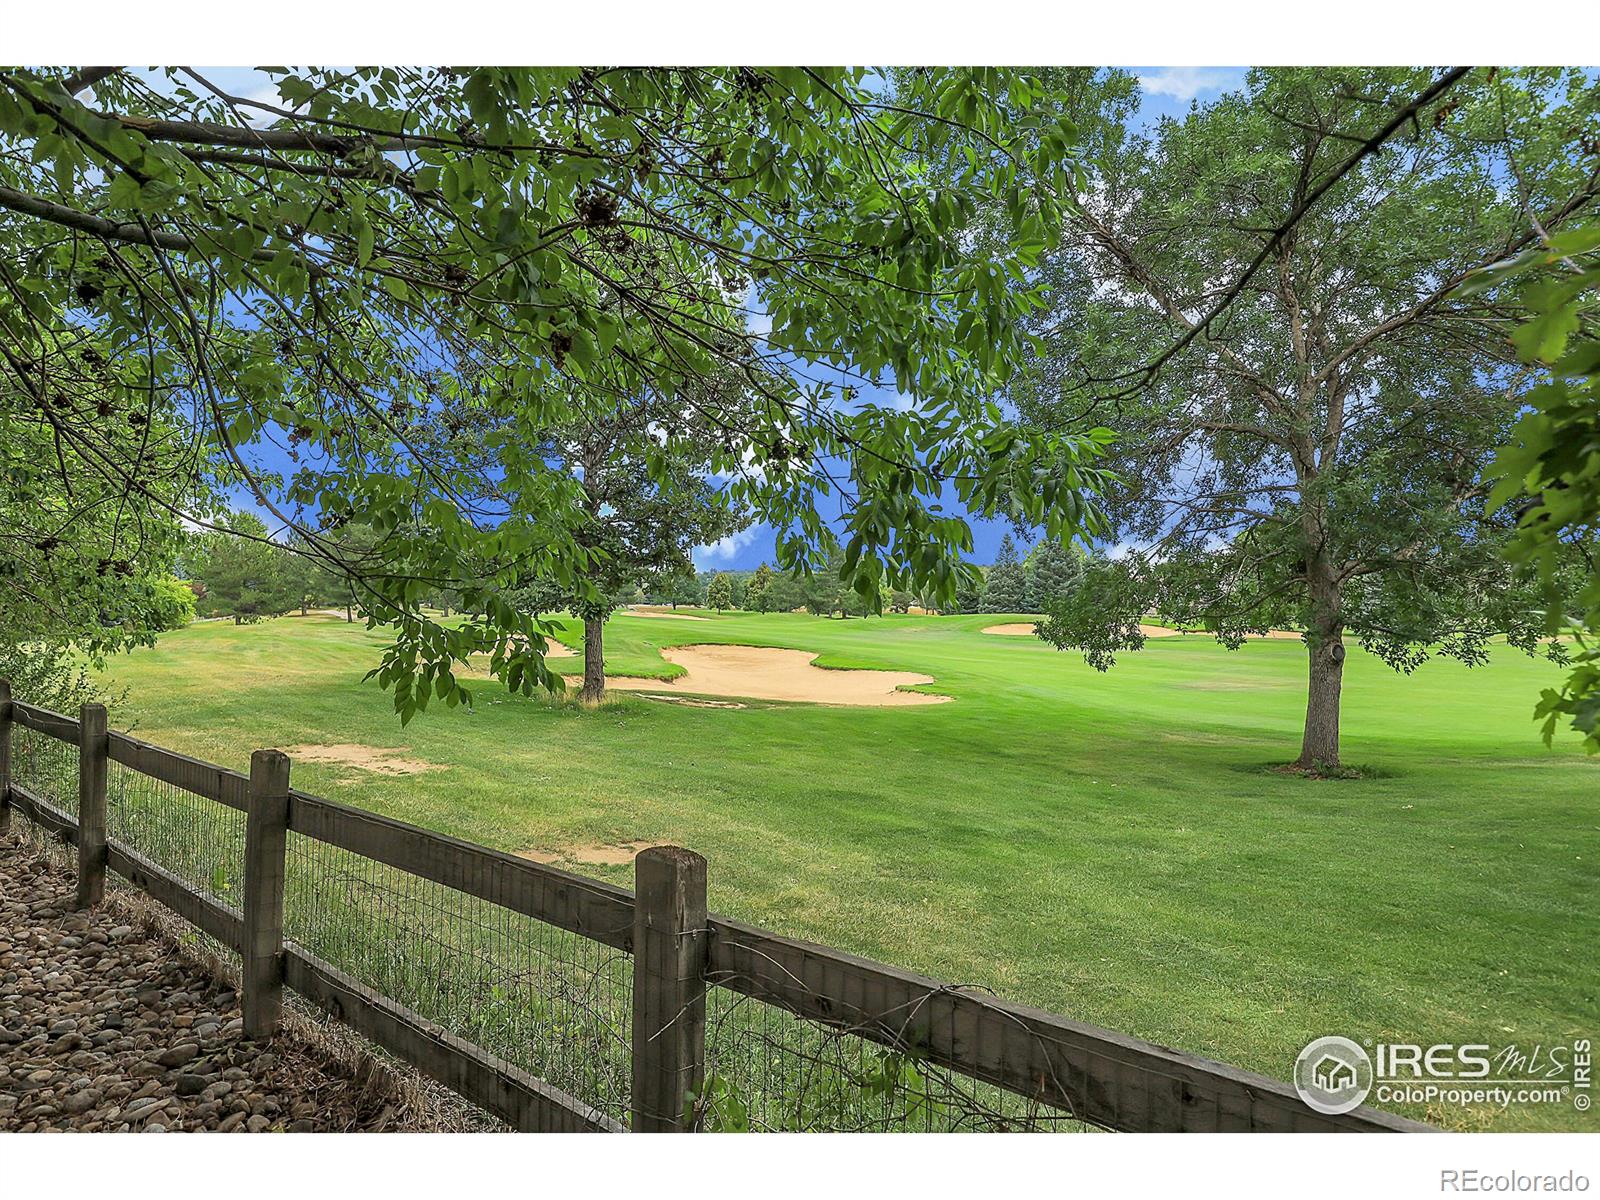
[
  {"left": 75, "top": 703, "right": 108, "bottom": 908},
  {"left": 631, "top": 845, "right": 708, "bottom": 1132},
  {"left": 243, "top": 749, "right": 291, "bottom": 1039},
  {"left": 0, "top": 679, "right": 12, "bottom": 837}
]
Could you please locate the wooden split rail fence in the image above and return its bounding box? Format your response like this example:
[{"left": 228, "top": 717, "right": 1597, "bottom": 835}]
[{"left": 0, "top": 681, "right": 1429, "bottom": 1133}]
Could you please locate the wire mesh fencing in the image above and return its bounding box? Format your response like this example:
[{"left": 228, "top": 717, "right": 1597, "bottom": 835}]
[
  {"left": 6, "top": 724, "right": 77, "bottom": 865},
  {"left": 102, "top": 759, "right": 247, "bottom": 969},
  {"left": 105, "top": 760, "right": 247, "bottom": 918},
  {"left": 700, "top": 985, "right": 1094, "bottom": 1132},
  {"left": 8, "top": 725, "right": 78, "bottom": 818},
  {"left": 282, "top": 831, "right": 634, "bottom": 1125},
  {"left": 4, "top": 724, "right": 1092, "bottom": 1132}
]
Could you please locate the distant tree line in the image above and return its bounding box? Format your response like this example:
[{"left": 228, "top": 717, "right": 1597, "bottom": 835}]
[
  {"left": 180, "top": 512, "right": 464, "bottom": 626},
  {"left": 665, "top": 535, "right": 1090, "bottom": 619}
]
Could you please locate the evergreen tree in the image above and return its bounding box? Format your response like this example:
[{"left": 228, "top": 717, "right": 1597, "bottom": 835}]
[
  {"left": 802, "top": 560, "right": 843, "bottom": 617},
  {"left": 765, "top": 573, "right": 805, "bottom": 613},
  {"left": 707, "top": 573, "right": 734, "bottom": 611},
  {"left": 1026, "top": 540, "right": 1084, "bottom": 611},
  {"left": 189, "top": 512, "right": 299, "bottom": 623},
  {"left": 983, "top": 535, "right": 1029, "bottom": 613}
]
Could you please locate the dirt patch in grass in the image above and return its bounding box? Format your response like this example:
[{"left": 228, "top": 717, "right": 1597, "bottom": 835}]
[
  {"left": 518, "top": 839, "right": 663, "bottom": 867},
  {"left": 636, "top": 693, "right": 748, "bottom": 709},
  {"left": 1268, "top": 762, "right": 1368, "bottom": 781},
  {"left": 285, "top": 744, "right": 441, "bottom": 775},
  {"left": 625, "top": 608, "right": 710, "bottom": 621},
  {"left": 588, "top": 644, "right": 949, "bottom": 706}
]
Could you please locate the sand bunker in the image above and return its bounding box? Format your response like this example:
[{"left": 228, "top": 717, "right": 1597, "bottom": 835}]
[
  {"left": 519, "top": 839, "right": 663, "bottom": 867},
  {"left": 626, "top": 607, "right": 710, "bottom": 621},
  {"left": 590, "top": 644, "right": 949, "bottom": 706},
  {"left": 981, "top": 621, "right": 1182, "bottom": 638},
  {"left": 285, "top": 744, "right": 440, "bottom": 775}
]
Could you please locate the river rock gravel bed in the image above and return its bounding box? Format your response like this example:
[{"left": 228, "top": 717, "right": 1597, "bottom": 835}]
[{"left": 0, "top": 834, "right": 432, "bottom": 1132}]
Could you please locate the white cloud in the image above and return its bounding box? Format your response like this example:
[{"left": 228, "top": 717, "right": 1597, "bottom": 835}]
[
  {"left": 694, "top": 528, "right": 760, "bottom": 567},
  {"left": 1136, "top": 67, "right": 1241, "bottom": 102}
]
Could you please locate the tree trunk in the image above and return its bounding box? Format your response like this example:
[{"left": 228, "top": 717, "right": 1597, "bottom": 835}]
[
  {"left": 580, "top": 617, "right": 606, "bottom": 703},
  {"left": 1296, "top": 554, "right": 1346, "bottom": 771},
  {"left": 345, "top": 603, "right": 352, "bottom": 623},
  {"left": 300, "top": 601, "right": 309, "bottom": 616}
]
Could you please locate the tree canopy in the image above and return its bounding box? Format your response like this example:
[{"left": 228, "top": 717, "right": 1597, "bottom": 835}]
[
  {"left": 0, "top": 66, "right": 1110, "bottom": 720},
  {"left": 1014, "top": 67, "right": 1600, "bottom": 768},
  {"left": 186, "top": 510, "right": 299, "bottom": 622},
  {"left": 1479, "top": 220, "right": 1600, "bottom": 752}
]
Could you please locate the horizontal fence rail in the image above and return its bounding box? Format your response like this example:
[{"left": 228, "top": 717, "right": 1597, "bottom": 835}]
[
  {"left": 0, "top": 686, "right": 1431, "bottom": 1133},
  {"left": 286, "top": 789, "right": 636, "bottom": 952}
]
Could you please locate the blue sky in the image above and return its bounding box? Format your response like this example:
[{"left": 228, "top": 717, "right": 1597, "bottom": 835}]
[
  {"left": 696, "top": 66, "right": 1249, "bottom": 570},
  {"left": 184, "top": 66, "right": 1249, "bottom": 570}
]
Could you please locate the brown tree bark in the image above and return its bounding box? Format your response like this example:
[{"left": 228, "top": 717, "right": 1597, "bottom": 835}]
[
  {"left": 580, "top": 617, "right": 606, "bottom": 703},
  {"left": 1296, "top": 533, "right": 1346, "bottom": 771}
]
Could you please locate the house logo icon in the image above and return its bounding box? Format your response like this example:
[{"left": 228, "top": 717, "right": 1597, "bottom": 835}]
[{"left": 1294, "top": 1036, "right": 1373, "bottom": 1115}]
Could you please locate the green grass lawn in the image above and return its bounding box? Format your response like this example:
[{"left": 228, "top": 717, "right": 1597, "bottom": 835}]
[{"left": 87, "top": 609, "right": 1598, "bottom": 1130}]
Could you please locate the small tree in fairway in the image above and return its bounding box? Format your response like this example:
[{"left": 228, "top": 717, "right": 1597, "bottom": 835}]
[{"left": 507, "top": 388, "right": 749, "bottom": 702}]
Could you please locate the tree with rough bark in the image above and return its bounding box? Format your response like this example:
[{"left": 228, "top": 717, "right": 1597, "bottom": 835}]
[
  {"left": 506, "top": 387, "right": 747, "bottom": 701},
  {"left": 0, "top": 66, "right": 1109, "bottom": 722},
  {"left": 1015, "top": 67, "right": 1600, "bottom": 770}
]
